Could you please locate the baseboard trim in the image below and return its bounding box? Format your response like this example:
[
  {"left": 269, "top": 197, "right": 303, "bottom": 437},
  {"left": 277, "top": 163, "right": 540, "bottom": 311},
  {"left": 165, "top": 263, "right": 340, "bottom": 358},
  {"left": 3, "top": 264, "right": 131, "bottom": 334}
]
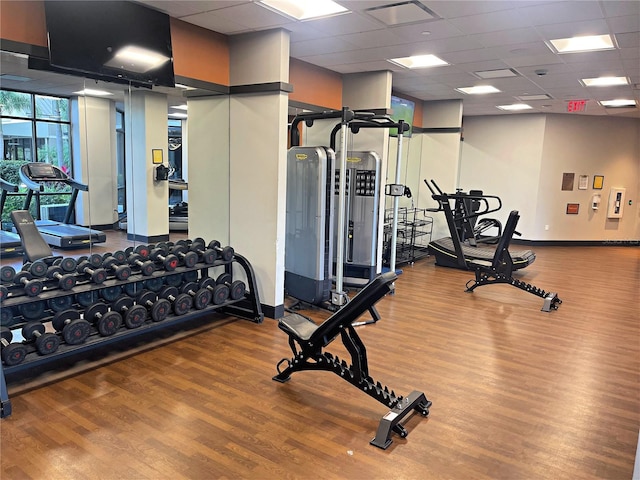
[{"left": 261, "top": 303, "right": 284, "bottom": 320}]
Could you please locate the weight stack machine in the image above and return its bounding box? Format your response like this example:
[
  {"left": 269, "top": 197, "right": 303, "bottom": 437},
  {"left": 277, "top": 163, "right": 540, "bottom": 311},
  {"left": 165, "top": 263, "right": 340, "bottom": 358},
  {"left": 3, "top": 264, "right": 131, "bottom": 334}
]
[
  {"left": 333, "top": 151, "right": 381, "bottom": 283},
  {"left": 284, "top": 146, "right": 335, "bottom": 305}
]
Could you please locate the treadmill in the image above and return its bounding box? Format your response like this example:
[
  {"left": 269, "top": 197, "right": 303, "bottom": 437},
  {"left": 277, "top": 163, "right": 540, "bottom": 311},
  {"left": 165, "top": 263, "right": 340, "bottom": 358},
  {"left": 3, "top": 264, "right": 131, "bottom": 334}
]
[
  {"left": 424, "top": 179, "right": 535, "bottom": 271},
  {"left": 18, "top": 162, "right": 106, "bottom": 248},
  {"left": 0, "top": 177, "right": 24, "bottom": 257}
]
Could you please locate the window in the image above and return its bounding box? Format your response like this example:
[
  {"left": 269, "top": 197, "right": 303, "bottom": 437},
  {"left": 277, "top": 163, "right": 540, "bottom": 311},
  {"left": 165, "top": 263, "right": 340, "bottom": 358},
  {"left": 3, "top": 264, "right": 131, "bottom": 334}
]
[{"left": 0, "top": 90, "right": 72, "bottom": 224}]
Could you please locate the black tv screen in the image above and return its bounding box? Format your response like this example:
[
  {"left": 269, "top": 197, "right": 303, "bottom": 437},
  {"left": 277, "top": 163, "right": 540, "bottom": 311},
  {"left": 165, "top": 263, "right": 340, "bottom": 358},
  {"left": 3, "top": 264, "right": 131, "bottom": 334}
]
[{"left": 44, "top": 1, "right": 175, "bottom": 88}]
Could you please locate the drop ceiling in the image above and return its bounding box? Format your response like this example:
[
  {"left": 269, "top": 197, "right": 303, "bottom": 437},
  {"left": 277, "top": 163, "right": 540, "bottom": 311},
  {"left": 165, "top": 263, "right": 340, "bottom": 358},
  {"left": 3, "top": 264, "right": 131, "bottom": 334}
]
[{"left": 1, "top": 0, "right": 638, "bottom": 118}]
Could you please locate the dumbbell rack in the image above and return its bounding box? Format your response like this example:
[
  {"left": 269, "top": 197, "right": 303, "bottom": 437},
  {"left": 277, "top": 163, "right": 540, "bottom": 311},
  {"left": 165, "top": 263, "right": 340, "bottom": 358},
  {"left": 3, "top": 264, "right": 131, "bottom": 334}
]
[{"left": 0, "top": 251, "right": 263, "bottom": 418}]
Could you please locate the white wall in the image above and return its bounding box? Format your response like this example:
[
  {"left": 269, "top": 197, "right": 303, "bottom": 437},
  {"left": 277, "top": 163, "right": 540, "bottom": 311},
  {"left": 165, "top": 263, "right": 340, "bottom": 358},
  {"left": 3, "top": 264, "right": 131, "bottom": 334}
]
[{"left": 459, "top": 113, "right": 640, "bottom": 241}]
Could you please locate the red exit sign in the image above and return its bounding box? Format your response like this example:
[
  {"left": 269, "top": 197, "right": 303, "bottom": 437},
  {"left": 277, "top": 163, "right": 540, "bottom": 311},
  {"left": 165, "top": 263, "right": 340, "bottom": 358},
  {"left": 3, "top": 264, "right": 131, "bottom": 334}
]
[{"left": 567, "top": 99, "right": 587, "bottom": 112}]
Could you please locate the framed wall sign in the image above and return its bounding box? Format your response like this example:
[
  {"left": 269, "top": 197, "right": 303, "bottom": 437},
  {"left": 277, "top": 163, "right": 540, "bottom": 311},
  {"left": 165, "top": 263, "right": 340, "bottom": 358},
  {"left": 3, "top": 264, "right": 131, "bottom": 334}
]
[
  {"left": 578, "top": 175, "right": 588, "bottom": 190},
  {"left": 593, "top": 175, "right": 604, "bottom": 189},
  {"left": 562, "top": 172, "right": 575, "bottom": 191},
  {"left": 566, "top": 203, "right": 580, "bottom": 215}
]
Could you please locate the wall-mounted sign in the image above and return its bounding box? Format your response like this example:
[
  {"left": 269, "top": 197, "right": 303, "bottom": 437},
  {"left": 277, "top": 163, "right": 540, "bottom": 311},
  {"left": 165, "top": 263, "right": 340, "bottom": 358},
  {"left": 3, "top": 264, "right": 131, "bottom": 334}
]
[
  {"left": 566, "top": 203, "right": 580, "bottom": 215},
  {"left": 567, "top": 100, "right": 587, "bottom": 112}
]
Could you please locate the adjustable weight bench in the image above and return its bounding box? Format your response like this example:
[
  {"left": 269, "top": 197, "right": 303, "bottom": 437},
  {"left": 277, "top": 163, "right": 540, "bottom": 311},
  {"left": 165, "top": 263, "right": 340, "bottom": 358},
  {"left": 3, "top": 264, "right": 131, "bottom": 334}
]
[
  {"left": 273, "top": 271, "right": 431, "bottom": 449},
  {"left": 465, "top": 210, "right": 562, "bottom": 312},
  {"left": 10, "top": 210, "right": 60, "bottom": 264}
]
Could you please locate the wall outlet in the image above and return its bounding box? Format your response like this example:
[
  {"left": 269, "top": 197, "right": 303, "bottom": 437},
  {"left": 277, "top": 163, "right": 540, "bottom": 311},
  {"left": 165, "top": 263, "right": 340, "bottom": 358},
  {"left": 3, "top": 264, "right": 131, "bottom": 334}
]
[{"left": 545, "top": 225, "right": 550, "bottom": 231}]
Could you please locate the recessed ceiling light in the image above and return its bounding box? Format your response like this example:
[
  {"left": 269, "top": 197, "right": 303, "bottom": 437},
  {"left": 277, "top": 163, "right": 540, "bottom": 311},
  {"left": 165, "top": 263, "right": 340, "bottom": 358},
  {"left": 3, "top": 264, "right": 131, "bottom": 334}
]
[
  {"left": 456, "top": 85, "right": 501, "bottom": 95},
  {"left": 73, "top": 88, "right": 113, "bottom": 96},
  {"left": 548, "top": 34, "right": 616, "bottom": 53},
  {"left": 497, "top": 104, "right": 532, "bottom": 111},
  {"left": 474, "top": 68, "right": 519, "bottom": 79},
  {"left": 599, "top": 99, "right": 636, "bottom": 108},
  {"left": 516, "top": 94, "right": 553, "bottom": 101},
  {"left": 172, "top": 104, "right": 188, "bottom": 111},
  {"left": 388, "top": 54, "right": 449, "bottom": 69},
  {"left": 581, "top": 76, "right": 629, "bottom": 87},
  {"left": 169, "top": 112, "right": 188, "bottom": 118},
  {"left": 259, "top": 0, "right": 348, "bottom": 20}
]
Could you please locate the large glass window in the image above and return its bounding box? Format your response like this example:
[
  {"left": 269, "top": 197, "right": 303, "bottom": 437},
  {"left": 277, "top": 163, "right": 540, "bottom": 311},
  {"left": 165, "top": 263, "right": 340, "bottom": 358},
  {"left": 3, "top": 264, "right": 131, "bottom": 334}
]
[{"left": 0, "top": 90, "right": 72, "bottom": 225}]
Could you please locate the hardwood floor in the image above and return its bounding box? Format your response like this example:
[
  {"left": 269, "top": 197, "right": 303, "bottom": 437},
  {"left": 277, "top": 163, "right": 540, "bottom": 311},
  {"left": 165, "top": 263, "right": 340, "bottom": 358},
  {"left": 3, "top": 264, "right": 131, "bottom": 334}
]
[{"left": 1, "top": 239, "right": 638, "bottom": 480}]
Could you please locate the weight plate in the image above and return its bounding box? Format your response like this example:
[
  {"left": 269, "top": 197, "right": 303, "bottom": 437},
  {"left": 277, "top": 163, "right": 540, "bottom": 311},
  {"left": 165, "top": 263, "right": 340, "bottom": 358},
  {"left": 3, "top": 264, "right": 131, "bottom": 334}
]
[
  {"left": 25, "top": 280, "right": 43, "bottom": 297},
  {"left": 48, "top": 295, "right": 74, "bottom": 312},
  {"left": 183, "top": 271, "right": 198, "bottom": 283},
  {"left": 63, "top": 319, "right": 92, "bottom": 345},
  {"left": 124, "top": 305, "right": 147, "bottom": 328},
  {"left": 19, "top": 301, "right": 46, "bottom": 320},
  {"left": 97, "top": 311, "right": 121, "bottom": 336},
  {"left": 183, "top": 251, "right": 198, "bottom": 268},
  {"left": 173, "top": 294, "right": 192, "bottom": 316},
  {"left": 150, "top": 298, "right": 170, "bottom": 322},
  {"left": 230, "top": 281, "right": 246, "bottom": 300},
  {"left": 101, "top": 286, "right": 122, "bottom": 302},
  {"left": 0, "top": 307, "right": 14, "bottom": 327},
  {"left": 194, "top": 289, "right": 211, "bottom": 310},
  {"left": 35, "top": 333, "right": 60, "bottom": 355},
  {"left": 112, "top": 250, "right": 127, "bottom": 263},
  {"left": 29, "top": 260, "right": 48, "bottom": 277},
  {"left": 217, "top": 273, "right": 232, "bottom": 285},
  {"left": 2, "top": 343, "right": 27, "bottom": 366},
  {"left": 76, "top": 291, "right": 97, "bottom": 307},
  {"left": 165, "top": 274, "right": 182, "bottom": 287},
  {"left": 59, "top": 257, "right": 77, "bottom": 272},
  {"left": 145, "top": 277, "right": 164, "bottom": 292},
  {"left": 141, "top": 263, "right": 155, "bottom": 277},
  {"left": 0, "top": 266, "right": 16, "bottom": 282},
  {"left": 212, "top": 284, "right": 229, "bottom": 305},
  {"left": 60, "top": 274, "right": 76, "bottom": 291},
  {"left": 88, "top": 254, "right": 103, "bottom": 268},
  {"left": 202, "top": 249, "right": 216, "bottom": 264}
]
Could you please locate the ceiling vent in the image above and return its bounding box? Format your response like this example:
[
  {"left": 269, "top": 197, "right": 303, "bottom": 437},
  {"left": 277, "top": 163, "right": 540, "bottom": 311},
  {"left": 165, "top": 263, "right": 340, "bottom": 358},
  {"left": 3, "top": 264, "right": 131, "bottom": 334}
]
[{"left": 366, "top": 1, "right": 440, "bottom": 26}]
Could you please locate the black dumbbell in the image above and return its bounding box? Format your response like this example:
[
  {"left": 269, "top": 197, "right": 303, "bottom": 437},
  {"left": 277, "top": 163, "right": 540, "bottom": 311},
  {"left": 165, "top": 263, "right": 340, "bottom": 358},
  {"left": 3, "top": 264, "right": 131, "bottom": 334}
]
[
  {"left": 124, "top": 244, "right": 153, "bottom": 259},
  {"left": 51, "top": 309, "right": 91, "bottom": 345},
  {"left": 136, "top": 290, "right": 171, "bottom": 322},
  {"left": 22, "top": 321, "right": 60, "bottom": 355},
  {"left": 180, "top": 282, "right": 212, "bottom": 310},
  {"left": 149, "top": 247, "right": 179, "bottom": 271},
  {"left": 208, "top": 240, "right": 235, "bottom": 262},
  {"left": 0, "top": 306, "right": 14, "bottom": 327},
  {"left": 102, "top": 255, "right": 132, "bottom": 281},
  {"left": 76, "top": 260, "right": 108, "bottom": 284},
  {"left": 101, "top": 285, "right": 123, "bottom": 303},
  {"left": 170, "top": 245, "right": 198, "bottom": 268},
  {"left": 0, "top": 327, "right": 27, "bottom": 366},
  {"left": 111, "top": 295, "right": 147, "bottom": 329},
  {"left": 216, "top": 273, "right": 246, "bottom": 300},
  {"left": 84, "top": 303, "right": 122, "bottom": 337},
  {"left": 53, "top": 257, "right": 78, "bottom": 273},
  {"left": 0, "top": 285, "right": 7, "bottom": 303},
  {"left": 19, "top": 300, "right": 46, "bottom": 320},
  {"left": 128, "top": 254, "right": 156, "bottom": 276},
  {"left": 1, "top": 266, "right": 16, "bottom": 283},
  {"left": 24, "top": 259, "right": 49, "bottom": 278},
  {"left": 48, "top": 295, "right": 74, "bottom": 313},
  {"left": 46, "top": 265, "right": 77, "bottom": 291},
  {"left": 110, "top": 250, "right": 128, "bottom": 263},
  {"left": 13, "top": 271, "right": 44, "bottom": 297},
  {"left": 189, "top": 238, "right": 217, "bottom": 264},
  {"left": 198, "top": 277, "right": 229, "bottom": 305},
  {"left": 158, "top": 286, "right": 192, "bottom": 316}
]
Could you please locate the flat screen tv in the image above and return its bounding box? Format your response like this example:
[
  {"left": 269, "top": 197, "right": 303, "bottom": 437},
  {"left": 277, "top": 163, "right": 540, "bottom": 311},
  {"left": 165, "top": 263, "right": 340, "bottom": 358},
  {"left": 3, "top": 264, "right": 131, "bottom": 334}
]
[
  {"left": 389, "top": 95, "right": 415, "bottom": 137},
  {"left": 44, "top": 1, "right": 175, "bottom": 88}
]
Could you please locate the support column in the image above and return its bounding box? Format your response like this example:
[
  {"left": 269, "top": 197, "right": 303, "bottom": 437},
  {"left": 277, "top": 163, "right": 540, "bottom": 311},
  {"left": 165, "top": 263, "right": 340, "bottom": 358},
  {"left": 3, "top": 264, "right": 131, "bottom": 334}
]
[
  {"left": 228, "top": 29, "right": 291, "bottom": 319},
  {"left": 124, "top": 90, "right": 169, "bottom": 243}
]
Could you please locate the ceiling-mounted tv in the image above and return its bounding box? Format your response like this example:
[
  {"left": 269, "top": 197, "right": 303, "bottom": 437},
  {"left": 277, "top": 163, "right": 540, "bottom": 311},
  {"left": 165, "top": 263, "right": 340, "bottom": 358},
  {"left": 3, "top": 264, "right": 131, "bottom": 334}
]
[
  {"left": 43, "top": 0, "right": 175, "bottom": 88},
  {"left": 389, "top": 95, "right": 415, "bottom": 137}
]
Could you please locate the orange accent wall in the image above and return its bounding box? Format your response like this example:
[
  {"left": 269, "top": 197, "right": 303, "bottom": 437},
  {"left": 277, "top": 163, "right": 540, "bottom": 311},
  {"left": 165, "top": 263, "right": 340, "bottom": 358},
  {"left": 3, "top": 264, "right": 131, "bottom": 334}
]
[
  {"left": 289, "top": 58, "right": 342, "bottom": 110},
  {"left": 170, "top": 18, "right": 229, "bottom": 86},
  {"left": 0, "top": 1, "right": 47, "bottom": 47}
]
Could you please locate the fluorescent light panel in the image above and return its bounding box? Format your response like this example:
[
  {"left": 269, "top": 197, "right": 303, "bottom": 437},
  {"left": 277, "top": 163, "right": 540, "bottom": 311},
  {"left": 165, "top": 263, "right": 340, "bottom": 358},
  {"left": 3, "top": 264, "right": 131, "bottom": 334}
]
[
  {"left": 388, "top": 54, "right": 448, "bottom": 69},
  {"left": 581, "top": 76, "right": 628, "bottom": 87},
  {"left": 259, "top": 0, "right": 347, "bottom": 20},
  {"left": 73, "top": 88, "right": 113, "bottom": 96},
  {"left": 549, "top": 34, "right": 615, "bottom": 53},
  {"left": 599, "top": 99, "right": 636, "bottom": 108},
  {"left": 474, "top": 68, "right": 519, "bottom": 79},
  {"left": 516, "top": 94, "right": 553, "bottom": 101},
  {"left": 497, "top": 104, "right": 532, "bottom": 111},
  {"left": 456, "top": 85, "right": 501, "bottom": 95}
]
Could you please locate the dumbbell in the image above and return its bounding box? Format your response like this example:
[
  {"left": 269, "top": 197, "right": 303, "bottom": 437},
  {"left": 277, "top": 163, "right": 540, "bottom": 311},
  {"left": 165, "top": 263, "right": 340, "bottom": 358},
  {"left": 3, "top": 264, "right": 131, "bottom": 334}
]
[
  {"left": 51, "top": 309, "right": 91, "bottom": 345},
  {"left": 111, "top": 295, "right": 148, "bottom": 329},
  {"left": 19, "top": 300, "right": 46, "bottom": 320},
  {"left": 84, "top": 302, "right": 122, "bottom": 337},
  {"left": 23, "top": 259, "right": 49, "bottom": 278},
  {"left": 0, "top": 306, "right": 14, "bottom": 327},
  {"left": 149, "top": 247, "right": 179, "bottom": 271},
  {"left": 101, "top": 285, "right": 123, "bottom": 303},
  {"left": 76, "top": 259, "right": 108, "bottom": 284},
  {"left": 216, "top": 273, "right": 246, "bottom": 300},
  {"left": 13, "top": 271, "right": 44, "bottom": 297},
  {"left": 158, "top": 286, "right": 192, "bottom": 316},
  {"left": 124, "top": 244, "right": 153, "bottom": 259},
  {"left": 0, "top": 327, "right": 27, "bottom": 366},
  {"left": 170, "top": 245, "right": 198, "bottom": 268},
  {"left": 136, "top": 290, "right": 171, "bottom": 322},
  {"left": 198, "top": 277, "right": 230, "bottom": 305},
  {"left": 103, "top": 250, "right": 128, "bottom": 264},
  {"left": 189, "top": 238, "right": 217, "bottom": 264},
  {"left": 22, "top": 321, "right": 60, "bottom": 355},
  {"left": 46, "top": 265, "right": 77, "bottom": 291},
  {"left": 208, "top": 240, "right": 235, "bottom": 262},
  {"left": 127, "top": 254, "right": 155, "bottom": 276},
  {"left": 180, "top": 282, "right": 212, "bottom": 310},
  {"left": 102, "top": 255, "right": 132, "bottom": 281}
]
